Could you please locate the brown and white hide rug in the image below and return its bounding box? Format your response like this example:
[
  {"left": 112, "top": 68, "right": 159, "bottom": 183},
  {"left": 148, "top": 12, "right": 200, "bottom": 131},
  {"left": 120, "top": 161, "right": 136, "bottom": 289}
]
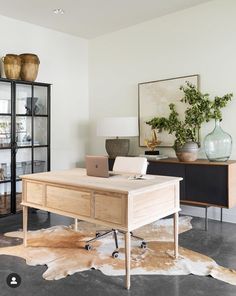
[{"left": 0, "top": 216, "right": 236, "bottom": 285}]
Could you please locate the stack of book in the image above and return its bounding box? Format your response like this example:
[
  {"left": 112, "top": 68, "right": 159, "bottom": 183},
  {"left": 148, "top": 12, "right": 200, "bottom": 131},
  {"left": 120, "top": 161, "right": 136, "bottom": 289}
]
[{"left": 139, "top": 154, "right": 168, "bottom": 160}]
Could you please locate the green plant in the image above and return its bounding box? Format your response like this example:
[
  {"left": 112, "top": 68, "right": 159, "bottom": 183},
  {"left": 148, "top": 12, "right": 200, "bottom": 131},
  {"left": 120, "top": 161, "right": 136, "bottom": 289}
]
[{"left": 146, "top": 82, "right": 233, "bottom": 150}]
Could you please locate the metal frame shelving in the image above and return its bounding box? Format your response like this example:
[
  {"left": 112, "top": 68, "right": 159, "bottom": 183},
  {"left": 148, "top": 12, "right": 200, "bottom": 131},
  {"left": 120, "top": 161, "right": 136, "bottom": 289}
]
[{"left": 0, "top": 77, "right": 51, "bottom": 215}]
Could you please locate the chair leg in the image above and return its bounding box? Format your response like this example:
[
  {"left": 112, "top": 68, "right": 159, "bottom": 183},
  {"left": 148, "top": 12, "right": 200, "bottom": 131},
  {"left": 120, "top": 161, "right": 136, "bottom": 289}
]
[
  {"left": 118, "top": 230, "right": 145, "bottom": 245},
  {"left": 85, "top": 228, "right": 146, "bottom": 255},
  {"left": 74, "top": 218, "right": 78, "bottom": 231},
  {"left": 131, "top": 234, "right": 144, "bottom": 241},
  {"left": 86, "top": 230, "right": 113, "bottom": 244},
  {"left": 113, "top": 229, "right": 119, "bottom": 250}
]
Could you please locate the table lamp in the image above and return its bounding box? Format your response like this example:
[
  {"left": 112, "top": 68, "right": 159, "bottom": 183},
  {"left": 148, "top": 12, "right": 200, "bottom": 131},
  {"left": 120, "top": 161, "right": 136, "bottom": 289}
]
[{"left": 97, "top": 117, "right": 139, "bottom": 157}]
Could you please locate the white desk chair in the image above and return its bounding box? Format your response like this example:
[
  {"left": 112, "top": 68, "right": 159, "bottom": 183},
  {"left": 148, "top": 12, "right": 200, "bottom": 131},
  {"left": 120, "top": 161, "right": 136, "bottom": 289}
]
[
  {"left": 84, "top": 156, "right": 148, "bottom": 258},
  {"left": 113, "top": 156, "right": 148, "bottom": 175}
]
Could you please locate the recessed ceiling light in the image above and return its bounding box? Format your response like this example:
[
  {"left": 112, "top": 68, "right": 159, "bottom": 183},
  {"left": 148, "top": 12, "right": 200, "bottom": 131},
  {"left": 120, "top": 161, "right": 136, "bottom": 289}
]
[{"left": 53, "top": 8, "right": 65, "bottom": 15}]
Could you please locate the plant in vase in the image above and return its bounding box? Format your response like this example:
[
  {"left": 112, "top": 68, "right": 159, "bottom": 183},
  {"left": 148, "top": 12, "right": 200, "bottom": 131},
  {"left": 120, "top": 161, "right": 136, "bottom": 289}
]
[
  {"left": 146, "top": 82, "right": 233, "bottom": 162},
  {"left": 204, "top": 94, "right": 233, "bottom": 161}
]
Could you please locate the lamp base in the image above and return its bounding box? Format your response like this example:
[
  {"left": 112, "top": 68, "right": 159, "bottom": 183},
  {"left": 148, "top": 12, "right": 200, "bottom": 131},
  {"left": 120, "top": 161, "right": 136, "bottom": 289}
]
[{"left": 105, "top": 139, "right": 130, "bottom": 158}]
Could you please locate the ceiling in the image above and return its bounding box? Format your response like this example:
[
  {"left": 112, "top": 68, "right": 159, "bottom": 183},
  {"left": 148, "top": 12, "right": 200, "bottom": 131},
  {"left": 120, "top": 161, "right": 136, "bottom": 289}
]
[{"left": 0, "top": 0, "right": 212, "bottom": 39}]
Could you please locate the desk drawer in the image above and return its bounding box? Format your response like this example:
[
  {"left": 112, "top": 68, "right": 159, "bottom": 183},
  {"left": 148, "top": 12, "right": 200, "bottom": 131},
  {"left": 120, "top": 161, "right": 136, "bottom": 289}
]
[
  {"left": 94, "top": 193, "right": 124, "bottom": 225},
  {"left": 46, "top": 186, "right": 91, "bottom": 217},
  {"left": 26, "top": 182, "right": 44, "bottom": 205}
]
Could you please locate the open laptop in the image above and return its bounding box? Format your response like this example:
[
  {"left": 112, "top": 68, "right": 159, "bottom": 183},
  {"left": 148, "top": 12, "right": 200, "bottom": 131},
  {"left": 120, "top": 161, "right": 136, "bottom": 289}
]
[{"left": 86, "top": 155, "right": 110, "bottom": 178}]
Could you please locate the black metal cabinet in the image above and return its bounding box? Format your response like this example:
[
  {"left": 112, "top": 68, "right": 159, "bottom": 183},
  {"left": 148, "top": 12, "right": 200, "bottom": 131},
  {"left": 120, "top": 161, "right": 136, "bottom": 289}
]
[{"left": 0, "top": 78, "right": 51, "bottom": 216}]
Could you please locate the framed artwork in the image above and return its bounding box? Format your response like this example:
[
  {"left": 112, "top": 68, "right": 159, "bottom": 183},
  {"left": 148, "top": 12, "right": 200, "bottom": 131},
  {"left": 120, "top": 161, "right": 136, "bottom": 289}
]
[{"left": 138, "top": 74, "right": 199, "bottom": 147}]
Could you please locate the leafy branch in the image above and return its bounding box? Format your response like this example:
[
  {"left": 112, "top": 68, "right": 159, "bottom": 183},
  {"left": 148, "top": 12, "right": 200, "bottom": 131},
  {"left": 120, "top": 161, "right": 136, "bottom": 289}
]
[{"left": 146, "top": 82, "right": 233, "bottom": 150}]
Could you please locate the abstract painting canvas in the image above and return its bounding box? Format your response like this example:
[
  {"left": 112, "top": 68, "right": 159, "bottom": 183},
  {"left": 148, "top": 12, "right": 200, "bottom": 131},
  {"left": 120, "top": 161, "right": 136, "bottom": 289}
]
[{"left": 138, "top": 74, "right": 199, "bottom": 147}]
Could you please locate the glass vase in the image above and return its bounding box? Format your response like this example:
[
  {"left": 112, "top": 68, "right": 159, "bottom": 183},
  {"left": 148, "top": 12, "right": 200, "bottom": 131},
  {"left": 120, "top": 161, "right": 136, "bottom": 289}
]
[{"left": 204, "top": 120, "right": 232, "bottom": 162}]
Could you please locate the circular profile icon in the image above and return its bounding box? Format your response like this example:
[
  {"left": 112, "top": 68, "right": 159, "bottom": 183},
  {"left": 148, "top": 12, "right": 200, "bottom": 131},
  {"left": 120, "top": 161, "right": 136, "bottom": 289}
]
[{"left": 6, "top": 273, "right": 21, "bottom": 288}]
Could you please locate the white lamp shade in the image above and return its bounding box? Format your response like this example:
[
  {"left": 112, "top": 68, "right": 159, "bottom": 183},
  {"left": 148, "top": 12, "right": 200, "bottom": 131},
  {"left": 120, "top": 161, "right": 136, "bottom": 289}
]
[{"left": 97, "top": 117, "right": 139, "bottom": 137}]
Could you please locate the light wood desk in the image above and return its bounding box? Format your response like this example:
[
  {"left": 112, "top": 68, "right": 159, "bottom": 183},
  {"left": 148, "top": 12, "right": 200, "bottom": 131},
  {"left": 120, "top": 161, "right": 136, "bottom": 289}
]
[{"left": 21, "top": 168, "right": 182, "bottom": 289}]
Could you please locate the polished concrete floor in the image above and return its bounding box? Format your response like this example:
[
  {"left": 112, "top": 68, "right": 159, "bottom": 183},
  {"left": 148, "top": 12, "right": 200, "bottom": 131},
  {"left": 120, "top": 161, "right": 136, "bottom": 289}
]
[{"left": 0, "top": 211, "right": 236, "bottom": 296}]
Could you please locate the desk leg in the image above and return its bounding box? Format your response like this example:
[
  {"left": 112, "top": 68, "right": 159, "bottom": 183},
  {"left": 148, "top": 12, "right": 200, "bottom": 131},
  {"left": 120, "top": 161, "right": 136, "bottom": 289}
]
[
  {"left": 74, "top": 218, "right": 78, "bottom": 231},
  {"left": 23, "top": 206, "right": 28, "bottom": 247},
  {"left": 125, "top": 231, "right": 131, "bottom": 289},
  {"left": 174, "top": 212, "right": 178, "bottom": 259}
]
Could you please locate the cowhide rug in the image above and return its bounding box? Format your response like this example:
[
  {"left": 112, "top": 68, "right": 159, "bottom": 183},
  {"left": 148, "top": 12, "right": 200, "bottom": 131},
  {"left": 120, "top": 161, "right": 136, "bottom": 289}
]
[{"left": 0, "top": 216, "right": 236, "bottom": 285}]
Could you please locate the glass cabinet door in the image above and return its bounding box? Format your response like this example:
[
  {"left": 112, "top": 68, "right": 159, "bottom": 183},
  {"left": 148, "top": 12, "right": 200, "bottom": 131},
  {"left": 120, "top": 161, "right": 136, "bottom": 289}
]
[
  {"left": 0, "top": 150, "right": 11, "bottom": 181},
  {"left": 0, "top": 79, "right": 50, "bottom": 216},
  {"left": 16, "top": 116, "right": 32, "bottom": 147},
  {"left": 34, "top": 85, "right": 48, "bottom": 115},
  {"left": 16, "top": 148, "right": 32, "bottom": 178},
  {"left": 0, "top": 81, "right": 11, "bottom": 114},
  {"left": 0, "top": 81, "right": 11, "bottom": 149},
  {"left": 0, "top": 116, "right": 11, "bottom": 149},
  {"left": 15, "top": 180, "right": 23, "bottom": 213},
  {"left": 0, "top": 182, "right": 12, "bottom": 215},
  {"left": 34, "top": 147, "right": 48, "bottom": 173},
  {"left": 0, "top": 81, "right": 12, "bottom": 215},
  {"left": 34, "top": 117, "right": 48, "bottom": 146},
  {"left": 0, "top": 150, "right": 11, "bottom": 215},
  {"left": 16, "top": 84, "right": 32, "bottom": 115},
  {"left": 33, "top": 85, "right": 49, "bottom": 146}
]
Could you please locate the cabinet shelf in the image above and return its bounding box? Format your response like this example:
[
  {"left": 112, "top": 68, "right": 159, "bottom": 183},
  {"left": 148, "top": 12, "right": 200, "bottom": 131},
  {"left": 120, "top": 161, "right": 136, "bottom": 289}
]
[
  {"left": 0, "top": 77, "right": 51, "bottom": 86},
  {"left": 0, "top": 113, "right": 11, "bottom": 116},
  {"left": 0, "top": 146, "right": 11, "bottom": 150},
  {"left": 17, "top": 144, "right": 48, "bottom": 149},
  {"left": 0, "top": 179, "right": 11, "bottom": 184},
  {"left": 16, "top": 114, "right": 48, "bottom": 117},
  {"left": 0, "top": 145, "right": 49, "bottom": 149}
]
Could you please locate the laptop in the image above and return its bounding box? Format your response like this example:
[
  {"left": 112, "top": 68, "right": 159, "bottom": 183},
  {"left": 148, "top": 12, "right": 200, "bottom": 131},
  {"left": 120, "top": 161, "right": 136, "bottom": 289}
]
[{"left": 86, "top": 155, "right": 110, "bottom": 178}]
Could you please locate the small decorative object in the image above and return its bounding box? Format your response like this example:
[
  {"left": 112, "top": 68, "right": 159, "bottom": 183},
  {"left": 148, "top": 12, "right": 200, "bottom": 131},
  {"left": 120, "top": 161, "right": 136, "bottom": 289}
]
[
  {"left": 1, "top": 163, "right": 7, "bottom": 179},
  {"left": 97, "top": 117, "right": 139, "bottom": 158},
  {"left": 146, "top": 81, "right": 233, "bottom": 162},
  {"left": 20, "top": 53, "right": 40, "bottom": 82},
  {"left": 144, "top": 129, "right": 161, "bottom": 153},
  {"left": 204, "top": 120, "right": 232, "bottom": 162},
  {"left": 0, "top": 168, "right": 4, "bottom": 180},
  {"left": 2, "top": 54, "right": 21, "bottom": 79},
  {"left": 25, "top": 97, "right": 39, "bottom": 115},
  {"left": 0, "top": 121, "right": 11, "bottom": 147},
  {"left": 22, "top": 134, "right": 32, "bottom": 143}
]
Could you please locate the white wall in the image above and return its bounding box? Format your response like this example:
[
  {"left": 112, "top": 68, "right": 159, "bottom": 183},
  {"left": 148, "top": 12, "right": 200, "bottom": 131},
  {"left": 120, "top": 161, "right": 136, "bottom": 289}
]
[
  {"left": 0, "top": 15, "right": 89, "bottom": 170},
  {"left": 89, "top": 0, "right": 236, "bottom": 223}
]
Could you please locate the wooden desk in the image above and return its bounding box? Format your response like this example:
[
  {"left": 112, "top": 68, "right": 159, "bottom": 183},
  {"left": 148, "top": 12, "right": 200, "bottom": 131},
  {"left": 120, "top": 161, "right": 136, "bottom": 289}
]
[{"left": 21, "top": 168, "right": 182, "bottom": 289}]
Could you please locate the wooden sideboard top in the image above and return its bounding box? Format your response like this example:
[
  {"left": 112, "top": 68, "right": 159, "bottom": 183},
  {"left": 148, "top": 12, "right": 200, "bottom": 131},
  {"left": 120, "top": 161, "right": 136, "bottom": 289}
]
[
  {"left": 149, "top": 158, "right": 236, "bottom": 166},
  {"left": 109, "top": 157, "right": 236, "bottom": 166}
]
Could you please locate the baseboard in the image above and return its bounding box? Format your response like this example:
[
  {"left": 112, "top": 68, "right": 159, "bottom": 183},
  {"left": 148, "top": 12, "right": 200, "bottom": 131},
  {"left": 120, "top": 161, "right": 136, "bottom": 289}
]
[{"left": 181, "top": 205, "right": 236, "bottom": 224}]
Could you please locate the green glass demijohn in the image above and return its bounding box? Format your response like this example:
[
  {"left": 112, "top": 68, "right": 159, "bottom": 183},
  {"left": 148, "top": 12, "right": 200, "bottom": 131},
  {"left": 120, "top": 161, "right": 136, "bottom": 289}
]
[{"left": 204, "top": 120, "right": 232, "bottom": 162}]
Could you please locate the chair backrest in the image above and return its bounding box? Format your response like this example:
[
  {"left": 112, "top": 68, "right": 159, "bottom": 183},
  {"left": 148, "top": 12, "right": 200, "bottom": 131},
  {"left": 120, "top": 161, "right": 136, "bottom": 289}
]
[{"left": 113, "top": 157, "right": 148, "bottom": 175}]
